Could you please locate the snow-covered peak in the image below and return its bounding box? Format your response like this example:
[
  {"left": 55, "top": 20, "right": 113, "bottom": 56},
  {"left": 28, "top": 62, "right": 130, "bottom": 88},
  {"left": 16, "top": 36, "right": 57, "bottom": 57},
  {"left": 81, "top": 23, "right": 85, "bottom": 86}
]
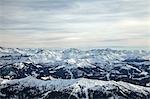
[{"left": 0, "top": 77, "right": 150, "bottom": 99}]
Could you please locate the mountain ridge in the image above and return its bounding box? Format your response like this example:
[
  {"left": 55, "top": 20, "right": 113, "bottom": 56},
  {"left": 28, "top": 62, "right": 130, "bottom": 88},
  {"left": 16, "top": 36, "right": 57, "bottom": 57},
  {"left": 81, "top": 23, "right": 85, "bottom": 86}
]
[{"left": 0, "top": 47, "right": 150, "bottom": 99}]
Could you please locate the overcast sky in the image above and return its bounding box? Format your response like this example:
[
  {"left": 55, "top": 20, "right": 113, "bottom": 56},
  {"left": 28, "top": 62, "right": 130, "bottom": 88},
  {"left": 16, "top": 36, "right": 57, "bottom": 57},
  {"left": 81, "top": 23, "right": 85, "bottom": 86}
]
[{"left": 0, "top": 0, "right": 149, "bottom": 48}]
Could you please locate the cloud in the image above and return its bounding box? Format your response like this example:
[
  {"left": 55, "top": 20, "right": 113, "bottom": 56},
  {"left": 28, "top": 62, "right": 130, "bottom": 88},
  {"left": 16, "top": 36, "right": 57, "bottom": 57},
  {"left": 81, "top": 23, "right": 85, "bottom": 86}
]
[{"left": 0, "top": 0, "right": 149, "bottom": 48}]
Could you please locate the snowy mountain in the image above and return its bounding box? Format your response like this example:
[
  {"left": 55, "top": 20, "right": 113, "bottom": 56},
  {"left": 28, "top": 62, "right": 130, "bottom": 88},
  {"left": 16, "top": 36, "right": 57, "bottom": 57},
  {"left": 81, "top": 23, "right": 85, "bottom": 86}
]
[
  {"left": 0, "top": 76, "right": 150, "bottom": 99},
  {"left": 0, "top": 47, "right": 150, "bottom": 99}
]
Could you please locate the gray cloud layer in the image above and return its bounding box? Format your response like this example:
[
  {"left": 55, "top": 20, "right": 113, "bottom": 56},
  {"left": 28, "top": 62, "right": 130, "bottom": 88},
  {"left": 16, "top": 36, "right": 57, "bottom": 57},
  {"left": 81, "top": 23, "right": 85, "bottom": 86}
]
[{"left": 0, "top": 0, "right": 149, "bottom": 48}]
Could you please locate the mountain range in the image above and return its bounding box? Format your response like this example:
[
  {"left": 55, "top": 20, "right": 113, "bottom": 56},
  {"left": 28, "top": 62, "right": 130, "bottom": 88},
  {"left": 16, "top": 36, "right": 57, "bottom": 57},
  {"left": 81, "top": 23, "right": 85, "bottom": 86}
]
[{"left": 0, "top": 47, "right": 150, "bottom": 99}]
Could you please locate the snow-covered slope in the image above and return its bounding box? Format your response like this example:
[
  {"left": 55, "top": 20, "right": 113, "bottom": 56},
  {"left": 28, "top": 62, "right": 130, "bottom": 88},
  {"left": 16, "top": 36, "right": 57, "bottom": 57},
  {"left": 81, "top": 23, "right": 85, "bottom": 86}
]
[
  {"left": 0, "top": 47, "right": 150, "bottom": 99},
  {"left": 0, "top": 76, "right": 150, "bottom": 99}
]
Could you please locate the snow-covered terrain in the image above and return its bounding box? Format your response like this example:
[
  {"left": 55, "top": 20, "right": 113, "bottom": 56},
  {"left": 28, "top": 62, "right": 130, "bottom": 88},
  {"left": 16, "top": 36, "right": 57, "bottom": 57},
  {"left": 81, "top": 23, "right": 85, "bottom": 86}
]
[
  {"left": 0, "top": 76, "right": 150, "bottom": 99},
  {"left": 0, "top": 47, "right": 150, "bottom": 99}
]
